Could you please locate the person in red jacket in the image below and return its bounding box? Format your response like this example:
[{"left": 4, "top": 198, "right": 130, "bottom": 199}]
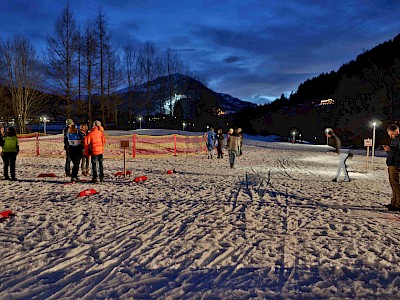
[{"left": 85, "top": 120, "right": 106, "bottom": 183}]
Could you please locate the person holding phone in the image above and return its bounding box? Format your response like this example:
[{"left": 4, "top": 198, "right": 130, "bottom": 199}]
[{"left": 383, "top": 124, "right": 400, "bottom": 211}]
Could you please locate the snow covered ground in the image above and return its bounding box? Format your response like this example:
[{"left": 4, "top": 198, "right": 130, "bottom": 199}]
[{"left": 1, "top": 133, "right": 399, "bottom": 299}]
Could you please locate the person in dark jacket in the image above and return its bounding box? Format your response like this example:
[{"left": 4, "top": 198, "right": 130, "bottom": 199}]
[
  {"left": 216, "top": 128, "right": 224, "bottom": 159},
  {"left": 64, "top": 124, "right": 84, "bottom": 182},
  {"left": 1, "top": 127, "right": 19, "bottom": 180},
  {"left": 79, "top": 124, "right": 90, "bottom": 176},
  {"left": 383, "top": 124, "right": 400, "bottom": 211},
  {"left": 63, "top": 119, "right": 74, "bottom": 177}
]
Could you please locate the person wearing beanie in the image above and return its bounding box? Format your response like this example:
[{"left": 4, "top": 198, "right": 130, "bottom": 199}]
[{"left": 64, "top": 124, "right": 84, "bottom": 182}]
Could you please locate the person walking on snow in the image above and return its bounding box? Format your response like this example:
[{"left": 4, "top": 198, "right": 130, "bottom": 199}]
[
  {"left": 326, "top": 128, "right": 352, "bottom": 182},
  {"left": 204, "top": 127, "right": 216, "bottom": 159},
  {"left": 0, "top": 127, "right": 19, "bottom": 180},
  {"left": 383, "top": 124, "right": 400, "bottom": 211},
  {"left": 85, "top": 120, "right": 106, "bottom": 183}
]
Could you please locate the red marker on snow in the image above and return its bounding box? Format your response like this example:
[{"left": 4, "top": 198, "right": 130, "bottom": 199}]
[
  {"left": 78, "top": 189, "right": 98, "bottom": 197},
  {"left": 133, "top": 176, "right": 148, "bottom": 183},
  {"left": 114, "top": 171, "right": 132, "bottom": 177},
  {"left": 0, "top": 210, "right": 15, "bottom": 219},
  {"left": 38, "top": 173, "right": 57, "bottom": 178}
]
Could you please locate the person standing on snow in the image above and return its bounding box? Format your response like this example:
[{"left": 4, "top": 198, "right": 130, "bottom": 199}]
[
  {"left": 63, "top": 119, "right": 74, "bottom": 177},
  {"left": 1, "top": 127, "right": 19, "bottom": 180},
  {"left": 383, "top": 124, "right": 400, "bottom": 211},
  {"left": 204, "top": 127, "right": 216, "bottom": 159},
  {"left": 227, "top": 128, "right": 241, "bottom": 168},
  {"left": 65, "top": 124, "right": 84, "bottom": 183},
  {"left": 216, "top": 128, "right": 224, "bottom": 159},
  {"left": 85, "top": 120, "right": 106, "bottom": 183},
  {"left": 79, "top": 124, "right": 90, "bottom": 176},
  {"left": 237, "top": 127, "right": 243, "bottom": 156}
]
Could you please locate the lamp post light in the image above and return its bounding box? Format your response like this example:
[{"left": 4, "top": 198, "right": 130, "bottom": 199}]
[
  {"left": 325, "top": 128, "right": 330, "bottom": 145},
  {"left": 292, "top": 131, "right": 295, "bottom": 143},
  {"left": 182, "top": 122, "right": 186, "bottom": 131},
  {"left": 139, "top": 117, "right": 142, "bottom": 130},
  {"left": 371, "top": 121, "right": 377, "bottom": 170},
  {"left": 40, "top": 116, "right": 48, "bottom": 134}
]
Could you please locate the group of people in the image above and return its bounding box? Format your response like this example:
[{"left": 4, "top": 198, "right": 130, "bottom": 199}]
[
  {"left": 3, "top": 118, "right": 400, "bottom": 212},
  {"left": 0, "top": 125, "right": 19, "bottom": 180},
  {"left": 63, "top": 119, "right": 106, "bottom": 183},
  {"left": 204, "top": 127, "right": 243, "bottom": 168}
]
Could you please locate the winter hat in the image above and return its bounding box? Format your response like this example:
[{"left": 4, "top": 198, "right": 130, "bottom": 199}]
[
  {"left": 93, "top": 120, "right": 101, "bottom": 127},
  {"left": 7, "top": 127, "right": 16, "bottom": 136},
  {"left": 66, "top": 119, "right": 74, "bottom": 126}
]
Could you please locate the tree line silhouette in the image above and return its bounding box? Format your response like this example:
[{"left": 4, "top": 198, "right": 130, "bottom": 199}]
[{"left": 233, "top": 33, "right": 400, "bottom": 147}]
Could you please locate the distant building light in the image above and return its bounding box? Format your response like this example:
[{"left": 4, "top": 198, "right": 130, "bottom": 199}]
[{"left": 319, "top": 99, "right": 334, "bottom": 105}]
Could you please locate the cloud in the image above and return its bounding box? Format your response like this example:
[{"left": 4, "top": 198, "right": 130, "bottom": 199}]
[{"left": 0, "top": 0, "right": 399, "bottom": 104}]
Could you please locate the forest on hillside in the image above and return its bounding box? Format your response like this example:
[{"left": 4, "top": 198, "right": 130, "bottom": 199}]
[{"left": 234, "top": 33, "right": 400, "bottom": 147}]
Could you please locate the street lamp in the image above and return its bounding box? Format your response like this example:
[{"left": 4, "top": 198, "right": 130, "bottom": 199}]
[
  {"left": 182, "top": 122, "right": 186, "bottom": 131},
  {"left": 371, "top": 121, "right": 377, "bottom": 169},
  {"left": 325, "top": 128, "right": 330, "bottom": 145},
  {"left": 292, "top": 131, "right": 295, "bottom": 143},
  {"left": 139, "top": 117, "right": 142, "bottom": 130},
  {"left": 40, "top": 116, "right": 48, "bottom": 134}
]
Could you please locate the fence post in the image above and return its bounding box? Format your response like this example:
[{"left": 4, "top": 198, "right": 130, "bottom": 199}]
[
  {"left": 174, "top": 134, "right": 177, "bottom": 156},
  {"left": 132, "top": 134, "right": 136, "bottom": 158},
  {"left": 36, "top": 132, "right": 39, "bottom": 156}
]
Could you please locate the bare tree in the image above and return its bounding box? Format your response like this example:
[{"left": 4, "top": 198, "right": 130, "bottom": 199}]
[
  {"left": 106, "top": 46, "right": 122, "bottom": 128},
  {"left": 0, "top": 36, "right": 45, "bottom": 133},
  {"left": 162, "top": 48, "right": 184, "bottom": 115},
  {"left": 138, "top": 42, "right": 162, "bottom": 114},
  {"left": 46, "top": 3, "right": 79, "bottom": 118},
  {"left": 82, "top": 20, "right": 98, "bottom": 126},
  {"left": 95, "top": 6, "right": 111, "bottom": 126},
  {"left": 122, "top": 45, "right": 137, "bottom": 128}
]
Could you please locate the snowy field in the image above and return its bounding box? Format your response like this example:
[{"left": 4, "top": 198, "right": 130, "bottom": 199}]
[{"left": 1, "top": 133, "right": 399, "bottom": 299}]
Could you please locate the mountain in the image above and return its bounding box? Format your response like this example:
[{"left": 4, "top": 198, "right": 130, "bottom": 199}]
[{"left": 116, "top": 74, "right": 256, "bottom": 130}]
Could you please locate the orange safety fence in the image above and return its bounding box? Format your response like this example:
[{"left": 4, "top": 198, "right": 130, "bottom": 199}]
[{"left": 16, "top": 133, "right": 207, "bottom": 158}]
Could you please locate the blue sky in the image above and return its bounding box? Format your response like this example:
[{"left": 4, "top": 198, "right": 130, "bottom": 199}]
[{"left": 0, "top": 0, "right": 399, "bottom": 104}]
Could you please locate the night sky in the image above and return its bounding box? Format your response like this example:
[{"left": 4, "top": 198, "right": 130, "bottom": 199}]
[{"left": 0, "top": 0, "right": 399, "bottom": 104}]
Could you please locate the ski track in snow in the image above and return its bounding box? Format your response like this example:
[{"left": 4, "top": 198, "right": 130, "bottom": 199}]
[{"left": 1, "top": 140, "right": 400, "bottom": 299}]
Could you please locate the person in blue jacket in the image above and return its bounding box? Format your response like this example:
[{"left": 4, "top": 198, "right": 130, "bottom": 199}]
[
  {"left": 64, "top": 124, "right": 84, "bottom": 182},
  {"left": 204, "top": 127, "right": 217, "bottom": 159}
]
